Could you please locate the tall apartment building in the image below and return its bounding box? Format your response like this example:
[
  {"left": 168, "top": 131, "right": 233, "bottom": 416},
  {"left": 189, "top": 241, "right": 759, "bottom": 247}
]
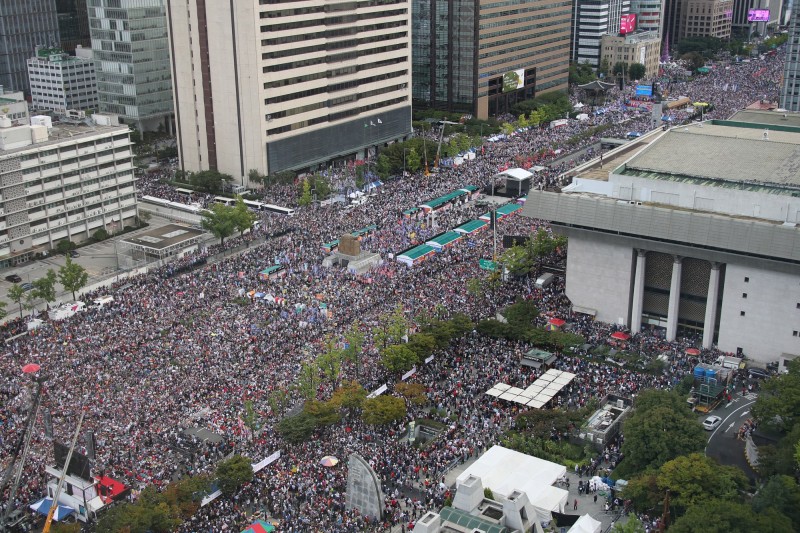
[
  {"left": 0, "top": 113, "right": 136, "bottom": 266},
  {"left": 0, "top": 0, "right": 61, "bottom": 96},
  {"left": 780, "top": 7, "right": 800, "bottom": 111},
  {"left": 167, "top": 0, "right": 412, "bottom": 183},
  {"left": 571, "top": 0, "right": 631, "bottom": 68},
  {"left": 88, "top": 0, "right": 173, "bottom": 132},
  {"left": 28, "top": 46, "right": 98, "bottom": 113},
  {"left": 601, "top": 30, "right": 661, "bottom": 78},
  {"left": 679, "top": 0, "right": 734, "bottom": 39},
  {"left": 630, "top": 0, "right": 666, "bottom": 39},
  {"left": 57, "top": 0, "right": 91, "bottom": 52},
  {"left": 413, "top": 0, "right": 571, "bottom": 119}
]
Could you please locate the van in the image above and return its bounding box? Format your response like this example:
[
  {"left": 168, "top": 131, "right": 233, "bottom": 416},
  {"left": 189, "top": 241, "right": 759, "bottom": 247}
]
[
  {"left": 534, "top": 272, "right": 555, "bottom": 289},
  {"left": 92, "top": 296, "right": 114, "bottom": 309}
]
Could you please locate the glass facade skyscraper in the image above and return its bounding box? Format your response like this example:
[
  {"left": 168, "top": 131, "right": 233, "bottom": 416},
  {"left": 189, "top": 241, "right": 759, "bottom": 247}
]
[
  {"left": 88, "top": 0, "right": 173, "bottom": 132},
  {"left": 0, "top": 0, "right": 60, "bottom": 96},
  {"left": 781, "top": 7, "right": 800, "bottom": 111}
]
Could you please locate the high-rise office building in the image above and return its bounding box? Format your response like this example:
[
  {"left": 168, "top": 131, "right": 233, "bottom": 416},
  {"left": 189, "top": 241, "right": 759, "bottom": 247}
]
[
  {"left": 630, "top": 0, "right": 666, "bottom": 38},
  {"left": 0, "top": 0, "right": 61, "bottom": 96},
  {"left": 166, "top": 0, "right": 412, "bottom": 183},
  {"left": 88, "top": 0, "right": 173, "bottom": 132},
  {"left": 413, "top": 0, "right": 571, "bottom": 119},
  {"left": 28, "top": 45, "right": 98, "bottom": 113},
  {"left": 571, "top": 0, "right": 631, "bottom": 68},
  {"left": 57, "top": 0, "right": 91, "bottom": 53},
  {"left": 780, "top": 7, "right": 800, "bottom": 111},
  {"left": 678, "top": 0, "right": 734, "bottom": 39}
]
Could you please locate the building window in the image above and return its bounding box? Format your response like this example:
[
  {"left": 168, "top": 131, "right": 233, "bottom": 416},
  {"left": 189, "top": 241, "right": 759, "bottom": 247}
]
[
  {"left": 744, "top": 277, "right": 749, "bottom": 282},
  {"left": 742, "top": 293, "right": 747, "bottom": 298},
  {"left": 740, "top": 311, "right": 746, "bottom": 316}
]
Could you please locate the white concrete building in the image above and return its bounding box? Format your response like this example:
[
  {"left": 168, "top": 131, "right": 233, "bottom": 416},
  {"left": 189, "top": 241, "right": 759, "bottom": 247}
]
[
  {"left": 522, "top": 111, "right": 800, "bottom": 364},
  {"left": 27, "top": 45, "right": 98, "bottom": 114},
  {"left": 166, "top": 0, "right": 412, "bottom": 184},
  {"left": 0, "top": 87, "right": 30, "bottom": 125},
  {"left": 0, "top": 112, "right": 137, "bottom": 266}
]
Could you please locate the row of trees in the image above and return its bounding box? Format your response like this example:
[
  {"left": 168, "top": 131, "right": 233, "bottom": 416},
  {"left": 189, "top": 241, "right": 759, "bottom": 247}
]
[{"left": 1, "top": 257, "right": 89, "bottom": 320}]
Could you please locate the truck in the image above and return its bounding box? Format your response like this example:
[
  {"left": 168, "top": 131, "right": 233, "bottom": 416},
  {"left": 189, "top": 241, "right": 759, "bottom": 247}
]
[
  {"left": 715, "top": 355, "right": 743, "bottom": 370},
  {"left": 92, "top": 296, "right": 115, "bottom": 309},
  {"left": 535, "top": 272, "right": 555, "bottom": 289},
  {"left": 48, "top": 301, "right": 86, "bottom": 321}
]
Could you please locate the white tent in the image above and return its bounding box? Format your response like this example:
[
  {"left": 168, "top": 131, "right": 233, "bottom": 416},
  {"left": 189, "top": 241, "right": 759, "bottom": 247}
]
[
  {"left": 493, "top": 168, "right": 534, "bottom": 196},
  {"left": 568, "top": 514, "right": 602, "bottom": 533}
]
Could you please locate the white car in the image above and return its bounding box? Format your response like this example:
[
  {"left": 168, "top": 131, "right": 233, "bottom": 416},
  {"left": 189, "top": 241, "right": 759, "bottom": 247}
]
[{"left": 703, "top": 415, "right": 722, "bottom": 431}]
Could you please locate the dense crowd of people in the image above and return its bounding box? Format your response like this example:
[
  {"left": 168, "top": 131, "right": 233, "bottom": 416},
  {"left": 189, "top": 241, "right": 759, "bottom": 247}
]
[{"left": 0, "top": 50, "right": 785, "bottom": 532}]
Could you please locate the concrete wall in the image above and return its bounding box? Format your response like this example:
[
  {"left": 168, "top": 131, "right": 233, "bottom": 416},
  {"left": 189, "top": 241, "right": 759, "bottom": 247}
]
[
  {"left": 565, "top": 235, "right": 634, "bottom": 325},
  {"left": 718, "top": 263, "right": 800, "bottom": 364}
]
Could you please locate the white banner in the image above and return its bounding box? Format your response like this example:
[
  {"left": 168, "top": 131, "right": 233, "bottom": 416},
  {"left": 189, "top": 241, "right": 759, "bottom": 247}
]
[
  {"left": 401, "top": 367, "right": 417, "bottom": 381},
  {"left": 201, "top": 489, "right": 222, "bottom": 507},
  {"left": 424, "top": 355, "right": 435, "bottom": 364},
  {"left": 367, "top": 384, "right": 388, "bottom": 398},
  {"left": 252, "top": 450, "right": 281, "bottom": 473}
]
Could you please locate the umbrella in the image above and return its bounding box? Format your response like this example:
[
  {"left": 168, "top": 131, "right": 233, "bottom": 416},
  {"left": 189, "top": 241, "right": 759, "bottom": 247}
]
[
  {"left": 544, "top": 324, "right": 558, "bottom": 331},
  {"left": 30, "top": 498, "right": 75, "bottom": 521},
  {"left": 685, "top": 348, "right": 701, "bottom": 356},
  {"left": 548, "top": 318, "right": 566, "bottom": 327},
  {"left": 610, "top": 332, "right": 630, "bottom": 341},
  {"left": 241, "top": 520, "right": 275, "bottom": 533},
  {"left": 320, "top": 455, "right": 339, "bottom": 467},
  {"left": 22, "top": 363, "right": 41, "bottom": 374}
]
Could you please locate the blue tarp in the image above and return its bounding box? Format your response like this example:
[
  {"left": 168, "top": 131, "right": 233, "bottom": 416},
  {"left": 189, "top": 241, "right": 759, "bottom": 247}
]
[{"left": 30, "top": 498, "right": 75, "bottom": 521}]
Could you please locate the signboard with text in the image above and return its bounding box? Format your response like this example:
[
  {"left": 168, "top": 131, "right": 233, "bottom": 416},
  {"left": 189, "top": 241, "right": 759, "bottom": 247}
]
[
  {"left": 620, "top": 14, "right": 637, "bottom": 34},
  {"left": 747, "top": 9, "right": 770, "bottom": 21}
]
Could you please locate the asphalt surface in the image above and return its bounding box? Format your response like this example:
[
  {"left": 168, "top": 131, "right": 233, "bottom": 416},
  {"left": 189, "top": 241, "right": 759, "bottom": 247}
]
[{"left": 703, "top": 390, "right": 759, "bottom": 482}]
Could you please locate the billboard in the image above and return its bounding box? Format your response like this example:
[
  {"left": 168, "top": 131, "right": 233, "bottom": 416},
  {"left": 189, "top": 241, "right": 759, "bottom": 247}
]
[
  {"left": 636, "top": 85, "right": 653, "bottom": 97},
  {"left": 747, "top": 9, "right": 770, "bottom": 21},
  {"left": 502, "top": 68, "right": 525, "bottom": 93},
  {"left": 620, "top": 14, "right": 637, "bottom": 35}
]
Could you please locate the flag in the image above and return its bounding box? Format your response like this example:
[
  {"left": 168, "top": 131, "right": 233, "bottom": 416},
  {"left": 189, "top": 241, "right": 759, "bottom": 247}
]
[
  {"left": 489, "top": 210, "right": 497, "bottom": 229},
  {"left": 370, "top": 121, "right": 376, "bottom": 126},
  {"left": 377, "top": 118, "right": 382, "bottom": 124}
]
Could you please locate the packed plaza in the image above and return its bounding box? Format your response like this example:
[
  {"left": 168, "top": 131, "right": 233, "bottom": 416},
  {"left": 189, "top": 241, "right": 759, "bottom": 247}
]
[{"left": 0, "top": 52, "right": 787, "bottom": 533}]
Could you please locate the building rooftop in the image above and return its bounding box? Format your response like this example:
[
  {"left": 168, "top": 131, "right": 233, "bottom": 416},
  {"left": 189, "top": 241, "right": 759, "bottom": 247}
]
[
  {"left": 122, "top": 224, "right": 205, "bottom": 252},
  {"left": 623, "top": 123, "right": 800, "bottom": 188},
  {"left": 730, "top": 108, "right": 800, "bottom": 128},
  {"left": 0, "top": 121, "right": 129, "bottom": 157}
]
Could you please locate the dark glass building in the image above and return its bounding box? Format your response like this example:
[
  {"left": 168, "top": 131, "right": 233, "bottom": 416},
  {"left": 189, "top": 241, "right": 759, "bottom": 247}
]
[{"left": 0, "top": 0, "right": 60, "bottom": 95}]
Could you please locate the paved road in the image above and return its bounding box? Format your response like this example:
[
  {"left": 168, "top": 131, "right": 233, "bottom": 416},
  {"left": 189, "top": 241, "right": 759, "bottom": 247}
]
[{"left": 703, "top": 391, "right": 759, "bottom": 481}]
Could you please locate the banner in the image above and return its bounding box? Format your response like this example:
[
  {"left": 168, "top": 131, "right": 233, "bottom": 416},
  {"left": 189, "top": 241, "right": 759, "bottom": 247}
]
[
  {"left": 252, "top": 450, "right": 281, "bottom": 473},
  {"left": 401, "top": 367, "right": 417, "bottom": 381},
  {"left": 367, "top": 384, "right": 388, "bottom": 398}
]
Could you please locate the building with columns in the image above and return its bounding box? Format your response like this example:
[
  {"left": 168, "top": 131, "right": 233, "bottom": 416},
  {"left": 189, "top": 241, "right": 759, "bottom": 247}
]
[{"left": 522, "top": 111, "right": 800, "bottom": 364}]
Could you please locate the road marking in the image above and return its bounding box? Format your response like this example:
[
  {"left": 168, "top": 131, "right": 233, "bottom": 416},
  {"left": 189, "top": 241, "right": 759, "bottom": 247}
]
[
  {"left": 705, "top": 399, "right": 757, "bottom": 454},
  {"left": 726, "top": 422, "right": 735, "bottom": 432},
  {"left": 740, "top": 411, "right": 749, "bottom": 417}
]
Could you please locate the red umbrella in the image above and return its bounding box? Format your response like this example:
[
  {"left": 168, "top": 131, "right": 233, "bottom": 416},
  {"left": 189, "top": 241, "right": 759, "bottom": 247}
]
[
  {"left": 22, "top": 363, "right": 41, "bottom": 374},
  {"left": 685, "top": 348, "right": 700, "bottom": 356},
  {"left": 549, "top": 318, "right": 566, "bottom": 327},
  {"left": 610, "top": 332, "right": 630, "bottom": 341}
]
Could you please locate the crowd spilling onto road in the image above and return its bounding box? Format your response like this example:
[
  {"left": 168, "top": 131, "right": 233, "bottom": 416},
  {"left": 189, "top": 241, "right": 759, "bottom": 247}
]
[{"left": 0, "top": 51, "right": 785, "bottom": 532}]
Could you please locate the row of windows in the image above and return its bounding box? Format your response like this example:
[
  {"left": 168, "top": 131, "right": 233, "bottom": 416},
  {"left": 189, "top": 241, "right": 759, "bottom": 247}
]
[
  {"left": 263, "top": 43, "right": 408, "bottom": 73},
  {"left": 260, "top": 8, "right": 406, "bottom": 33},
  {"left": 263, "top": 56, "right": 406, "bottom": 90},
  {"left": 265, "top": 69, "right": 406, "bottom": 105},
  {"left": 480, "top": 9, "right": 571, "bottom": 38},
  {"left": 267, "top": 95, "right": 406, "bottom": 135},
  {"left": 269, "top": 80, "right": 406, "bottom": 120},
  {"left": 261, "top": 19, "right": 405, "bottom": 46}
]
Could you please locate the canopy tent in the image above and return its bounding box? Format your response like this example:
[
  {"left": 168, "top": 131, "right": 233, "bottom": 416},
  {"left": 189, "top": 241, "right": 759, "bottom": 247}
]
[
  {"left": 419, "top": 188, "right": 470, "bottom": 212},
  {"left": 686, "top": 348, "right": 700, "bottom": 356},
  {"left": 549, "top": 317, "right": 566, "bottom": 327},
  {"left": 351, "top": 224, "right": 378, "bottom": 238},
  {"left": 493, "top": 167, "right": 534, "bottom": 197},
  {"left": 397, "top": 244, "right": 436, "bottom": 266},
  {"left": 568, "top": 514, "right": 602, "bottom": 533},
  {"left": 30, "top": 498, "right": 75, "bottom": 521},
  {"left": 259, "top": 265, "right": 286, "bottom": 281},
  {"left": 480, "top": 203, "right": 522, "bottom": 222},
  {"left": 610, "top": 331, "right": 630, "bottom": 341},
  {"left": 426, "top": 231, "right": 463, "bottom": 251},
  {"left": 242, "top": 520, "right": 276, "bottom": 533},
  {"left": 454, "top": 219, "right": 488, "bottom": 234},
  {"left": 322, "top": 240, "right": 339, "bottom": 252},
  {"left": 402, "top": 207, "right": 420, "bottom": 218}
]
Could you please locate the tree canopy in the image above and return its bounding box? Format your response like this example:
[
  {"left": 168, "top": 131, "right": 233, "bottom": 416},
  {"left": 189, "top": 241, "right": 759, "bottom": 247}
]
[
  {"left": 189, "top": 169, "right": 233, "bottom": 194},
  {"left": 215, "top": 455, "right": 253, "bottom": 497},
  {"left": 201, "top": 203, "right": 238, "bottom": 245},
  {"left": 362, "top": 395, "right": 407, "bottom": 425},
  {"left": 58, "top": 256, "right": 89, "bottom": 300}
]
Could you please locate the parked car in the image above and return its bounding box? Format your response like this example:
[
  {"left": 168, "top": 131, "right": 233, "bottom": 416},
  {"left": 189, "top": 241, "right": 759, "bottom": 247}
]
[
  {"left": 4, "top": 274, "right": 21, "bottom": 283},
  {"left": 19, "top": 282, "right": 33, "bottom": 292},
  {"left": 703, "top": 415, "right": 722, "bottom": 431},
  {"left": 748, "top": 368, "right": 771, "bottom": 380},
  {"left": 68, "top": 250, "right": 80, "bottom": 258}
]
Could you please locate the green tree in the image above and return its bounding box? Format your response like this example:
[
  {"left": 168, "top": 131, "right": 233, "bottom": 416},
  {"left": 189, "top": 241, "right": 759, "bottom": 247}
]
[
  {"left": 615, "top": 390, "right": 706, "bottom": 478},
  {"left": 58, "top": 256, "right": 89, "bottom": 300},
  {"left": 753, "top": 358, "right": 800, "bottom": 432},
  {"left": 598, "top": 56, "right": 612, "bottom": 78},
  {"left": 628, "top": 63, "right": 646, "bottom": 80},
  {"left": 330, "top": 380, "right": 368, "bottom": 411},
  {"left": 7, "top": 284, "right": 25, "bottom": 319},
  {"left": 381, "top": 344, "right": 418, "bottom": 373},
  {"left": 362, "top": 395, "right": 407, "bottom": 425},
  {"left": 406, "top": 332, "right": 437, "bottom": 362},
  {"left": 92, "top": 228, "right": 110, "bottom": 241},
  {"left": 316, "top": 339, "right": 344, "bottom": 391},
  {"left": 267, "top": 387, "right": 290, "bottom": 417},
  {"left": 247, "top": 168, "right": 265, "bottom": 186},
  {"left": 189, "top": 169, "right": 233, "bottom": 194},
  {"left": 681, "top": 51, "right": 706, "bottom": 72},
  {"left": 342, "top": 321, "right": 366, "bottom": 379},
  {"left": 277, "top": 413, "right": 316, "bottom": 443},
  {"left": 396, "top": 382, "right": 428, "bottom": 406},
  {"left": 303, "top": 399, "right": 341, "bottom": 426},
  {"left": 295, "top": 360, "right": 320, "bottom": 400},
  {"left": 373, "top": 304, "right": 408, "bottom": 348},
  {"left": 55, "top": 239, "right": 76, "bottom": 254},
  {"left": 405, "top": 147, "right": 421, "bottom": 173},
  {"left": 611, "top": 516, "right": 647, "bottom": 533},
  {"left": 613, "top": 61, "right": 627, "bottom": 77},
  {"left": 32, "top": 269, "right": 57, "bottom": 308},
  {"left": 376, "top": 154, "right": 392, "bottom": 179},
  {"left": 569, "top": 61, "right": 598, "bottom": 85},
  {"left": 242, "top": 400, "right": 260, "bottom": 437},
  {"left": 669, "top": 499, "right": 791, "bottom": 533},
  {"left": 355, "top": 165, "right": 366, "bottom": 189},
  {"left": 215, "top": 454, "right": 253, "bottom": 497},
  {"left": 752, "top": 475, "right": 800, "bottom": 529},
  {"left": 200, "top": 203, "right": 237, "bottom": 245},
  {"left": 298, "top": 178, "right": 312, "bottom": 206},
  {"left": 232, "top": 196, "right": 258, "bottom": 236}
]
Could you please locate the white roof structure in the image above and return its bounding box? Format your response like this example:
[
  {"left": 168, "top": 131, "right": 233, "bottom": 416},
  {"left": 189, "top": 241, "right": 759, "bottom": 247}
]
[
  {"left": 486, "top": 369, "right": 576, "bottom": 408},
  {"left": 494, "top": 167, "right": 533, "bottom": 182},
  {"left": 457, "top": 446, "right": 568, "bottom": 522},
  {"left": 568, "top": 514, "right": 602, "bottom": 533}
]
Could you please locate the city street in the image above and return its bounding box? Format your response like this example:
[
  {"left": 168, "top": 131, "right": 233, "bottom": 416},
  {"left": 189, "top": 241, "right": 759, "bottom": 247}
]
[{"left": 703, "top": 392, "right": 759, "bottom": 481}]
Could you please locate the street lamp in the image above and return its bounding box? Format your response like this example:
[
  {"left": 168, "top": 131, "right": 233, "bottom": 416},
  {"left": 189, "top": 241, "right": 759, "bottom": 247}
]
[{"left": 403, "top": 148, "right": 407, "bottom": 178}]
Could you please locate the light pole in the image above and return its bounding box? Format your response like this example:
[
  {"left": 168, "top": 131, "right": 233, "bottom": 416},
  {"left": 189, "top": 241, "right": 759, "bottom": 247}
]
[{"left": 403, "top": 148, "right": 407, "bottom": 178}]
